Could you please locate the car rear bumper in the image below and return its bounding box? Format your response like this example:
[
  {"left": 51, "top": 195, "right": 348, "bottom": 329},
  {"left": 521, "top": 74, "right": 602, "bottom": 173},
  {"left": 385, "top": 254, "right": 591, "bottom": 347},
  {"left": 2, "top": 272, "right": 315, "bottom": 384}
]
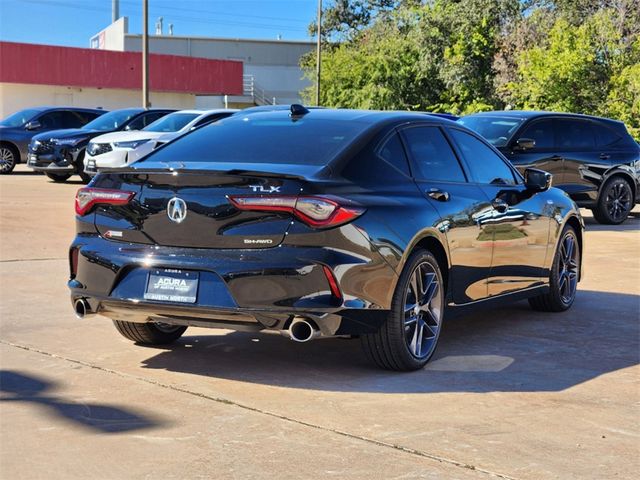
[{"left": 68, "top": 233, "right": 396, "bottom": 335}]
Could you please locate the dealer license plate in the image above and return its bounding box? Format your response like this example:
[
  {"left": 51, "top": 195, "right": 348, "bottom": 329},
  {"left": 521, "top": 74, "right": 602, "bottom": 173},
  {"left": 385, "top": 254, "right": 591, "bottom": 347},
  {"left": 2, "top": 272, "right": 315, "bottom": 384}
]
[{"left": 144, "top": 269, "right": 199, "bottom": 303}]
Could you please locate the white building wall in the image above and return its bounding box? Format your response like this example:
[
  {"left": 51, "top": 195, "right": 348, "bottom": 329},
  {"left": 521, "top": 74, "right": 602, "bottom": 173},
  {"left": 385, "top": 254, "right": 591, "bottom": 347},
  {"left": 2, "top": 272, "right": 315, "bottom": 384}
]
[{"left": 0, "top": 83, "right": 195, "bottom": 118}]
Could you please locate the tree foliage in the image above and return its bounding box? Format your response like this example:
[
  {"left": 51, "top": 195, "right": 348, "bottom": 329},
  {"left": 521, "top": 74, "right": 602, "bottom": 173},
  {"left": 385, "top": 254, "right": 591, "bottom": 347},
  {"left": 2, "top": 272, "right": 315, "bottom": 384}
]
[{"left": 302, "top": 0, "right": 639, "bottom": 136}]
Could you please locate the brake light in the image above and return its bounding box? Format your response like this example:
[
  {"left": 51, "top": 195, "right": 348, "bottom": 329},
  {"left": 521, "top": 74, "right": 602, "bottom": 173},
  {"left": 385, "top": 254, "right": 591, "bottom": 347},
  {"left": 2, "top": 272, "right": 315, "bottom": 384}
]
[
  {"left": 228, "top": 195, "right": 365, "bottom": 228},
  {"left": 75, "top": 187, "right": 135, "bottom": 216},
  {"left": 322, "top": 265, "right": 342, "bottom": 300}
]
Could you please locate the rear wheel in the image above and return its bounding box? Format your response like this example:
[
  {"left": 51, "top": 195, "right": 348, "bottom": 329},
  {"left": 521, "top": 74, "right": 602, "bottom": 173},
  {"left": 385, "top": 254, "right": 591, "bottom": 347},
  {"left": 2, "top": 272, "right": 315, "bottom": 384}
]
[
  {"left": 529, "top": 226, "right": 580, "bottom": 312},
  {"left": 45, "top": 172, "right": 72, "bottom": 182},
  {"left": 361, "top": 249, "right": 445, "bottom": 371},
  {"left": 0, "top": 144, "right": 18, "bottom": 174},
  {"left": 112, "top": 320, "right": 187, "bottom": 345},
  {"left": 592, "top": 176, "right": 633, "bottom": 224}
]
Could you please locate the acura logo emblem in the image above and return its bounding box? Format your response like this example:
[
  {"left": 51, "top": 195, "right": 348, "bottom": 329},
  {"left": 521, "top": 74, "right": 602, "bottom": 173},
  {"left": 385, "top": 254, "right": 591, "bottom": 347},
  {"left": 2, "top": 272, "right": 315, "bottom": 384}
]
[{"left": 167, "top": 197, "right": 187, "bottom": 223}]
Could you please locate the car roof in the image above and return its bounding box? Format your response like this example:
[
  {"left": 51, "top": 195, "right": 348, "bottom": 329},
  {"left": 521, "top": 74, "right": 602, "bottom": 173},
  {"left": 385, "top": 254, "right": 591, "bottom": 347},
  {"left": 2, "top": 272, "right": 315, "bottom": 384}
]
[
  {"left": 232, "top": 106, "right": 457, "bottom": 126},
  {"left": 168, "top": 109, "right": 238, "bottom": 115},
  {"left": 464, "top": 110, "right": 625, "bottom": 126},
  {"left": 30, "top": 106, "right": 106, "bottom": 113}
]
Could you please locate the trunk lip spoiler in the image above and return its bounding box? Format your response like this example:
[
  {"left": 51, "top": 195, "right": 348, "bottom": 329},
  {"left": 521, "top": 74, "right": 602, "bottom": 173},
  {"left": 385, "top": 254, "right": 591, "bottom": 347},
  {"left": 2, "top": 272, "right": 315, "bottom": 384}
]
[{"left": 98, "top": 166, "right": 329, "bottom": 181}]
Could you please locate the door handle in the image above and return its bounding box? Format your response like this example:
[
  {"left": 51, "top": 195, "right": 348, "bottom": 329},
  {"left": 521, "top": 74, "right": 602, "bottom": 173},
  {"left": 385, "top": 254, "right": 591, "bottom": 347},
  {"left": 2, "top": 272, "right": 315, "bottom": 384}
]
[
  {"left": 599, "top": 153, "right": 611, "bottom": 160},
  {"left": 550, "top": 155, "right": 563, "bottom": 161},
  {"left": 492, "top": 197, "right": 508, "bottom": 213},
  {"left": 427, "top": 188, "right": 450, "bottom": 202}
]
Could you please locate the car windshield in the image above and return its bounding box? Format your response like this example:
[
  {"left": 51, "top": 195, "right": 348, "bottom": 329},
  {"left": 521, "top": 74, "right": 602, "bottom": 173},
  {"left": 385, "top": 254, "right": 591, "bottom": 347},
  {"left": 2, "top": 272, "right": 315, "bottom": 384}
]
[
  {"left": 140, "top": 114, "right": 369, "bottom": 166},
  {"left": 83, "top": 109, "right": 141, "bottom": 131},
  {"left": 143, "top": 113, "right": 199, "bottom": 133},
  {"left": 0, "top": 108, "right": 41, "bottom": 128},
  {"left": 457, "top": 115, "right": 525, "bottom": 147}
]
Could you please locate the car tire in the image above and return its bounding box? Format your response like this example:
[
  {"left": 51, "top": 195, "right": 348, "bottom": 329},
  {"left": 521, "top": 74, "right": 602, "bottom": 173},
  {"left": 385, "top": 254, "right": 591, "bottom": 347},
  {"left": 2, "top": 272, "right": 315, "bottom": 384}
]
[
  {"left": 592, "top": 176, "right": 633, "bottom": 225},
  {"left": 45, "top": 172, "right": 72, "bottom": 182},
  {"left": 529, "top": 225, "right": 580, "bottom": 312},
  {"left": 361, "top": 249, "right": 445, "bottom": 371},
  {"left": 112, "top": 320, "right": 187, "bottom": 345},
  {"left": 0, "top": 144, "right": 19, "bottom": 174}
]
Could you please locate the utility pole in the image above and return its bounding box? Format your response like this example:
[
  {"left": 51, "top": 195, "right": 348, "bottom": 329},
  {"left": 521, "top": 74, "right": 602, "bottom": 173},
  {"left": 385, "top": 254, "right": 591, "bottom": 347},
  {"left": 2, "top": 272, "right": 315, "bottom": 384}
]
[
  {"left": 112, "top": 0, "right": 119, "bottom": 23},
  {"left": 315, "top": 0, "right": 322, "bottom": 106},
  {"left": 142, "top": 0, "right": 150, "bottom": 108}
]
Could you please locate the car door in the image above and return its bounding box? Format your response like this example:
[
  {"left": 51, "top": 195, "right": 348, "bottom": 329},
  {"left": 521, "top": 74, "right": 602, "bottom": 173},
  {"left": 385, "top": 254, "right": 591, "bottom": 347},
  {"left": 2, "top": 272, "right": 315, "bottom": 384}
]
[
  {"left": 399, "top": 124, "right": 494, "bottom": 304},
  {"left": 504, "top": 118, "right": 564, "bottom": 184},
  {"left": 447, "top": 127, "right": 551, "bottom": 296},
  {"left": 554, "top": 118, "right": 603, "bottom": 202}
]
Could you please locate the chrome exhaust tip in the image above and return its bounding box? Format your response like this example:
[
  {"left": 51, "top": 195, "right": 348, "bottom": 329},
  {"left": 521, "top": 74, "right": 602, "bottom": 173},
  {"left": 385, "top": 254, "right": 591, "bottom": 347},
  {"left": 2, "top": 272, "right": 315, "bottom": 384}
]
[
  {"left": 74, "top": 299, "right": 91, "bottom": 319},
  {"left": 288, "top": 318, "right": 319, "bottom": 343}
]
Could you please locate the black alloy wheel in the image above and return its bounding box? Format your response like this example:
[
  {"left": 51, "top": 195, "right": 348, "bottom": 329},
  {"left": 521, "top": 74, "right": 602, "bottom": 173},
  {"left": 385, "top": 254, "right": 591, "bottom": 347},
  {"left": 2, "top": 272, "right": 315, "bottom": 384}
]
[
  {"left": 593, "top": 177, "right": 633, "bottom": 225},
  {"left": 45, "top": 172, "right": 72, "bottom": 182},
  {"left": 361, "top": 249, "right": 444, "bottom": 371},
  {"left": 529, "top": 226, "right": 580, "bottom": 312}
]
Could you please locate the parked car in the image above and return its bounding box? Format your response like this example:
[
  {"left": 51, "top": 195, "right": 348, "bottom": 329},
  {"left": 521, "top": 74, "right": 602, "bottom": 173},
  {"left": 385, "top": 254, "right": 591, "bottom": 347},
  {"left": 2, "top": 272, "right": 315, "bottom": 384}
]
[
  {"left": 0, "top": 106, "right": 105, "bottom": 174},
  {"left": 84, "top": 109, "right": 237, "bottom": 175},
  {"left": 27, "top": 108, "right": 175, "bottom": 182},
  {"left": 69, "top": 105, "right": 583, "bottom": 371},
  {"left": 459, "top": 111, "right": 640, "bottom": 224}
]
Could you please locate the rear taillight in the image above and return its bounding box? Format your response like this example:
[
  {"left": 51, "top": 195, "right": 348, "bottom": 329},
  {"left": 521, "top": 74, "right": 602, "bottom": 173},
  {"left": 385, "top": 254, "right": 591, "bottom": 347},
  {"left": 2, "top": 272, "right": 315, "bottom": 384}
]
[
  {"left": 75, "top": 187, "right": 135, "bottom": 216},
  {"left": 228, "top": 195, "right": 365, "bottom": 229}
]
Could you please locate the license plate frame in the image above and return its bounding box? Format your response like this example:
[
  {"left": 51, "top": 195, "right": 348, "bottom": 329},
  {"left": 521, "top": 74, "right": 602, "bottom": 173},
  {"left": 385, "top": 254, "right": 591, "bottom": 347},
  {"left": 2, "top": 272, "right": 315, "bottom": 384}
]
[{"left": 144, "top": 269, "right": 199, "bottom": 303}]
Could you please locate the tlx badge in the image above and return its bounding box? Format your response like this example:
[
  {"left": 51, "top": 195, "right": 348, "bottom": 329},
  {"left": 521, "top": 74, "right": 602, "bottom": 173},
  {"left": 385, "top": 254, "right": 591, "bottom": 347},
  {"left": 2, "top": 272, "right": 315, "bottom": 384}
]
[{"left": 249, "top": 185, "right": 281, "bottom": 193}]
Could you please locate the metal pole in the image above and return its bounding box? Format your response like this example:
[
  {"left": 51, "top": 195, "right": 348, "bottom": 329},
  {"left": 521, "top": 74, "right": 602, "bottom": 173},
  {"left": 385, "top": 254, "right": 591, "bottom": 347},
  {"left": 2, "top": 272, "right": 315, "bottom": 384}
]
[
  {"left": 142, "top": 0, "right": 150, "bottom": 108},
  {"left": 112, "top": 0, "right": 119, "bottom": 23},
  {"left": 315, "top": 0, "right": 322, "bottom": 106}
]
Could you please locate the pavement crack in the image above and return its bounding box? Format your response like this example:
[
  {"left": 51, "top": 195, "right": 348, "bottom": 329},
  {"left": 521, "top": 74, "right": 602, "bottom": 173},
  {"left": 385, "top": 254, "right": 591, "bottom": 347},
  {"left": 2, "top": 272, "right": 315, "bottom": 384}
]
[
  {"left": 1, "top": 339, "right": 518, "bottom": 480},
  {"left": 0, "top": 257, "right": 66, "bottom": 263}
]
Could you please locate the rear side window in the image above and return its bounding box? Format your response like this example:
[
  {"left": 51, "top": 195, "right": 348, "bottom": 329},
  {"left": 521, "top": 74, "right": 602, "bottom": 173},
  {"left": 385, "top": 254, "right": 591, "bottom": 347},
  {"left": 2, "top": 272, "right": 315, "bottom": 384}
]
[
  {"left": 518, "top": 119, "right": 554, "bottom": 149},
  {"left": 75, "top": 111, "right": 102, "bottom": 125},
  {"left": 402, "top": 126, "right": 466, "bottom": 182},
  {"left": 142, "top": 115, "right": 369, "bottom": 166},
  {"left": 378, "top": 132, "right": 410, "bottom": 176},
  {"left": 59, "top": 111, "right": 86, "bottom": 128},
  {"left": 556, "top": 119, "right": 596, "bottom": 149},
  {"left": 449, "top": 129, "right": 516, "bottom": 185},
  {"left": 594, "top": 124, "right": 621, "bottom": 146}
]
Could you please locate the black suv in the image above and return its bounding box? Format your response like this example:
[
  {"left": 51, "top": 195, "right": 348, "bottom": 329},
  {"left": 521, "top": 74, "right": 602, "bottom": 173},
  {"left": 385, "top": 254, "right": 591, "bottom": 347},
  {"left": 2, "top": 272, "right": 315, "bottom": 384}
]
[
  {"left": 0, "top": 107, "right": 105, "bottom": 174},
  {"left": 28, "top": 108, "right": 175, "bottom": 182},
  {"left": 459, "top": 111, "right": 640, "bottom": 224}
]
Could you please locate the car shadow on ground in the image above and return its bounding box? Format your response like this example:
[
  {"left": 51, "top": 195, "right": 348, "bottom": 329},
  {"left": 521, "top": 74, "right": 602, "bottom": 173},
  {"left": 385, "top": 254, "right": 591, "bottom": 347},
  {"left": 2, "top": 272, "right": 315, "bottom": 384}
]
[
  {"left": 139, "top": 289, "right": 639, "bottom": 394},
  {"left": 0, "top": 370, "right": 164, "bottom": 433}
]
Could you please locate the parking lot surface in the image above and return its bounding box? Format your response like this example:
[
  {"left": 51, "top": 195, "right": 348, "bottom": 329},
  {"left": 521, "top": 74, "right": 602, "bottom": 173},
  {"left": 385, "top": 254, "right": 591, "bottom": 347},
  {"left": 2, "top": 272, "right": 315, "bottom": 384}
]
[{"left": 1, "top": 165, "right": 639, "bottom": 479}]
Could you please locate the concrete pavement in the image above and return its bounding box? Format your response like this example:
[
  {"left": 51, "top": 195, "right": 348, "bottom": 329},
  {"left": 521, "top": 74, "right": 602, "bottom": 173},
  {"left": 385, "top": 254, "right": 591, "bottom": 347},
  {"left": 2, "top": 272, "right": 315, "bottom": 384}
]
[{"left": 1, "top": 166, "right": 639, "bottom": 479}]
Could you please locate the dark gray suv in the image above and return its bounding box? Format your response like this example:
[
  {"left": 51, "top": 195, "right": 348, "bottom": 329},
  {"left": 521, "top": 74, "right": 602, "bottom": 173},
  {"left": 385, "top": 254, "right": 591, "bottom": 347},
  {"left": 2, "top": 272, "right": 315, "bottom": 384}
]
[{"left": 0, "top": 107, "right": 105, "bottom": 174}]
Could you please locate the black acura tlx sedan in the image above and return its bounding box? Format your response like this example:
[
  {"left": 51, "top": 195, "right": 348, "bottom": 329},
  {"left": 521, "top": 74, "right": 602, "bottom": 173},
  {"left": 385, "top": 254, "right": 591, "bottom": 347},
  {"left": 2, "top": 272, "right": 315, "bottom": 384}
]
[{"left": 69, "top": 105, "right": 584, "bottom": 371}]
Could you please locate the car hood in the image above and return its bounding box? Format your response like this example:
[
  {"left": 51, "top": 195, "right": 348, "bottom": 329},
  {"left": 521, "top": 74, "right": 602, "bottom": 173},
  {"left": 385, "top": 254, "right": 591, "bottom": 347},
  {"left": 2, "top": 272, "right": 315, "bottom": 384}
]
[
  {"left": 91, "top": 131, "right": 164, "bottom": 144},
  {"left": 31, "top": 128, "right": 107, "bottom": 143}
]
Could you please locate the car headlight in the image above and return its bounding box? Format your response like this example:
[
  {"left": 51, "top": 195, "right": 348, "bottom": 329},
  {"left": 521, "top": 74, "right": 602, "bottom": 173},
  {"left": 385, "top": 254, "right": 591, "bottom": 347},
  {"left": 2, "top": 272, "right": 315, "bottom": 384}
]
[
  {"left": 55, "top": 138, "right": 82, "bottom": 146},
  {"left": 113, "top": 139, "right": 150, "bottom": 149}
]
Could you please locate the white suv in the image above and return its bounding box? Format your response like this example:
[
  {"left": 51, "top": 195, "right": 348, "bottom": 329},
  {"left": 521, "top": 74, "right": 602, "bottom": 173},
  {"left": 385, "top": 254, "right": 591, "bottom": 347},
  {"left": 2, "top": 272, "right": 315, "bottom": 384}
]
[{"left": 84, "top": 109, "right": 237, "bottom": 175}]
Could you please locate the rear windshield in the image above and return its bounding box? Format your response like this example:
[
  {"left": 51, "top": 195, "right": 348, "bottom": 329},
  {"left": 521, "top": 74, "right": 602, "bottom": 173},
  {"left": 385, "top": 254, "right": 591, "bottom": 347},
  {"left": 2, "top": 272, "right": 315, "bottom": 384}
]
[
  {"left": 140, "top": 114, "right": 369, "bottom": 166},
  {"left": 457, "top": 115, "right": 525, "bottom": 147}
]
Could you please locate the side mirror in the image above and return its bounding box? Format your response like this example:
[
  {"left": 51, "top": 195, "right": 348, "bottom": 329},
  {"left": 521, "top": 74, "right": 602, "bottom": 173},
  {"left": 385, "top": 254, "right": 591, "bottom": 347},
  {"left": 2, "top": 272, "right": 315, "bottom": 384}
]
[
  {"left": 25, "top": 120, "right": 41, "bottom": 131},
  {"left": 524, "top": 168, "right": 552, "bottom": 192},
  {"left": 124, "top": 125, "right": 134, "bottom": 131},
  {"left": 514, "top": 137, "right": 535, "bottom": 151}
]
